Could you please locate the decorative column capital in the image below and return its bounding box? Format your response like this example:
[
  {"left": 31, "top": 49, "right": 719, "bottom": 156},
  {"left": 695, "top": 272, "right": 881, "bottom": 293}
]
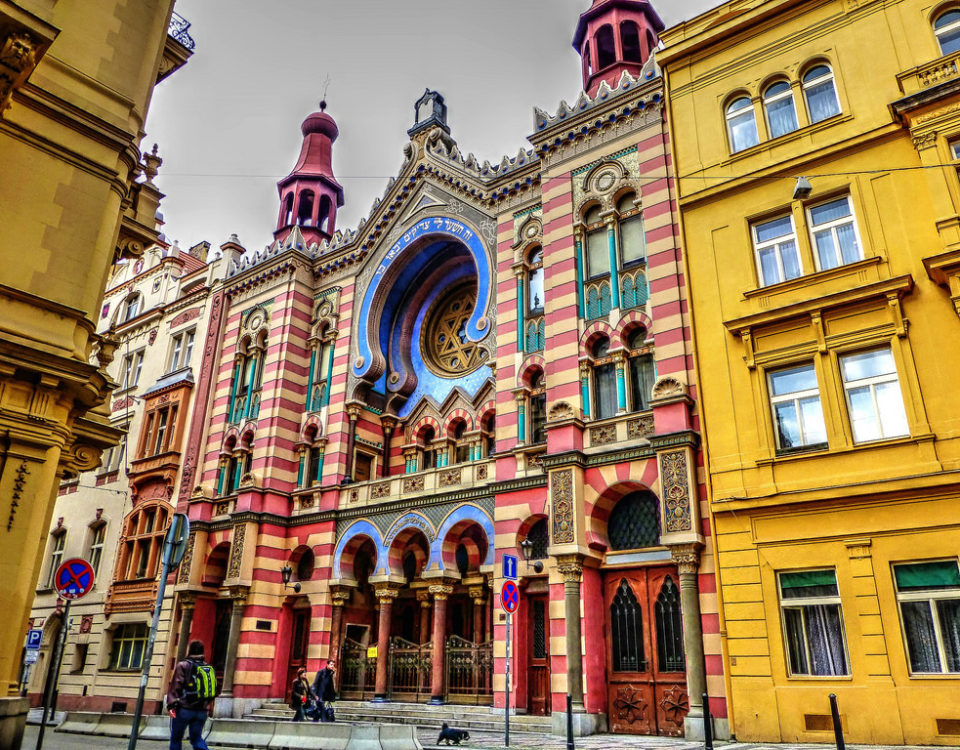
[
  {"left": 467, "top": 586, "right": 486, "bottom": 602},
  {"left": 347, "top": 403, "right": 362, "bottom": 421},
  {"left": 514, "top": 390, "right": 527, "bottom": 406},
  {"left": 179, "top": 593, "right": 196, "bottom": 611},
  {"left": 374, "top": 584, "right": 400, "bottom": 601},
  {"left": 381, "top": 416, "right": 398, "bottom": 433},
  {"left": 579, "top": 362, "right": 591, "bottom": 379},
  {"left": 669, "top": 543, "right": 702, "bottom": 575},
  {"left": 330, "top": 587, "right": 351, "bottom": 607},
  {"left": 416, "top": 589, "right": 432, "bottom": 606},
  {"left": 228, "top": 585, "right": 249, "bottom": 604},
  {"left": 428, "top": 584, "right": 454, "bottom": 600},
  {"left": 556, "top": 554, "right": 584, "bottom": 582}
]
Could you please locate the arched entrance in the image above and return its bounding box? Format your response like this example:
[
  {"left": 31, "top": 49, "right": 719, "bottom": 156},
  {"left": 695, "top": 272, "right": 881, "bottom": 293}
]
[
  {"left": 598, "top": 488, "right": 688, "bottom": 736},
  {"left": 337, "top": 533, "right": 379, "bottom": 700}
]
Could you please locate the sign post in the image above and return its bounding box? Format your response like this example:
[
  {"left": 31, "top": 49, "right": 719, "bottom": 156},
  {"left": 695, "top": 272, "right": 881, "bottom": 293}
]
[
  {"left": 36, "top": 559, "right": 96, "bottom": 750},
  {"left": 127, "top": 512, "right": 190, "bottom": 750},
  {"left": 500, "top": 580, "right": 520, "bottom": 748}
]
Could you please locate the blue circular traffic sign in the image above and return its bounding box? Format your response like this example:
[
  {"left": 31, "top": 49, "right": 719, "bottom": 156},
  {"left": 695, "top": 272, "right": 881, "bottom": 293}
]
[
  {"left": 54, "top": 558, "right": 95, "bottom": 600},
  {"left": 500, "top": 580, "right": 519, "bottom": 614}
]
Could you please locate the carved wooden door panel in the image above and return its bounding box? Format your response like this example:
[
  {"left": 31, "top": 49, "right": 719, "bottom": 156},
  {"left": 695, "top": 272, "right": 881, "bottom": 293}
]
[
  {"left": 604, "top": 567, "right": 688, "bottom": 736},
  {"left": 527, "top": 596, "right": 551, "bottom": 716}
]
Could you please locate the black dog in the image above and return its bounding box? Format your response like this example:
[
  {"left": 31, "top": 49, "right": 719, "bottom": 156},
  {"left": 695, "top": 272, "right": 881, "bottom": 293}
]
[{"left": 437, "top": 722, "right": 470, "bottom": 746}]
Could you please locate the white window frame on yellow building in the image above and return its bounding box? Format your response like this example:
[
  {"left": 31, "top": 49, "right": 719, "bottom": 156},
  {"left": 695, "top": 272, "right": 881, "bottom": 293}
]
[
  {"left": 777, "top": 568, "right": 851, "bottom": 678},
  {"left": 838, "top": 347, "right": 910, "bottom": 444},
  {"left": 892, "top": 559, "right": 960, "bottom": 677},
  {"left": 806, "top": 195, "right": 864, "bottom": 272}
]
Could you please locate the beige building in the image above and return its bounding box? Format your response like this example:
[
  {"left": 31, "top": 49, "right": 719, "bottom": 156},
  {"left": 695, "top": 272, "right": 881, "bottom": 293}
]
[
  {"left": 0, "top": 0, "right": 192, "bottom": 744},
  {"left": 26, "top": 238, "right": 238, "bottom": 715}
]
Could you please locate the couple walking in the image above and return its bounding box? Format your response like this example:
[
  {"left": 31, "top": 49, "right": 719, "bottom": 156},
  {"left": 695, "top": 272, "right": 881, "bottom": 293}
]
[{"left": 290, "top": 659, "right": 337, "bottom": 722}]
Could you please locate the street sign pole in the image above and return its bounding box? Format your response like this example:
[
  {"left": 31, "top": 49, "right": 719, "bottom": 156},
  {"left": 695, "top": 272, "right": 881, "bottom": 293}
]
[
  {"left": 504, "top": 610, "right": 510, "bottom": 748},
  {"left": 127, "top": 513, "right": 189, "bottom": 750},
  {"left": 35, "top": 599, "right": 70, "bottom": 750}
]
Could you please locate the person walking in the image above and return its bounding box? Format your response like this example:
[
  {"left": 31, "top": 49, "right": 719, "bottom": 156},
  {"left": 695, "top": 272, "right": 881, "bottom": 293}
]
[
  {"left": 312, "top": 659, "right": 337, "bottom": 722},
  {"left": 166, "top": 639, "right": 217, "bottom": 750},
  {"left": 289, "top": 667, "right": 317, "bottom": 722}
]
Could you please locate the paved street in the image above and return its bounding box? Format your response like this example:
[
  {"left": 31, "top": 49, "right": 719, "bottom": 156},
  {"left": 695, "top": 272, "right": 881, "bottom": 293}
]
[{"left": 21, "top": 724, "right": 960, "bottom": 750}]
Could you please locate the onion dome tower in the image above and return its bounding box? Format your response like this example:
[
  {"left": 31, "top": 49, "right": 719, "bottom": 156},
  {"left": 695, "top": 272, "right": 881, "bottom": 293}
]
[
  {"left": 573, "top": 0, "right": 665, "bottom": 96},
  {"left": 274, "top": 101, "right": 344, "bottom": 246}
]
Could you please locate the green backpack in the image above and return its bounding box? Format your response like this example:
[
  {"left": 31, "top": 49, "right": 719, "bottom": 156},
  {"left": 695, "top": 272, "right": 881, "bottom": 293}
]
[{"left": 185, "top": 662, "right": 217, "bottom": 704}]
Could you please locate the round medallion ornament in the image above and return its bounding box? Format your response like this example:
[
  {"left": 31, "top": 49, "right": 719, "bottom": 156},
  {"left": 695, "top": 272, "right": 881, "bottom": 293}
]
[
  {"left": 422, "top": 283, "right": 485, "bottom": 378},
  {"left": 595, "top": 170, "right": 617, "bottom": 193},
  {"left": 247, "top": 310, "right": 265, "bottom": 331}
]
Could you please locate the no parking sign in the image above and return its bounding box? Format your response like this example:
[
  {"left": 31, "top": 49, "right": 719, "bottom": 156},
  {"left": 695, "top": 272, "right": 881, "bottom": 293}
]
[{"left": 54, "top": 558, "right": 95, "bottom": 600}]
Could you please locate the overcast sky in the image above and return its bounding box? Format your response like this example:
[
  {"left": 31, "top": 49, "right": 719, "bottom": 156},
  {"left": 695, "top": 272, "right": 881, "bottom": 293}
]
[{"left": 146, "top": 1, "right": 719, "bottom": 253}]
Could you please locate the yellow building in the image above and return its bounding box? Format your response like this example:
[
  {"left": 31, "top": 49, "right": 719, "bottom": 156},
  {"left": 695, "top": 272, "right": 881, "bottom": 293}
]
[
  {"left": 0, "top": 1, "right": 191, "bottom": 745},
  {"left": 659, "top": 0, "right": 960, "bottom": 744}
]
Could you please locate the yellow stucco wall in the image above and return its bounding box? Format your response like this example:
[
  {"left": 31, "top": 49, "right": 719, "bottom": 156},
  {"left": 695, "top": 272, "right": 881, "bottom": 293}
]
[{"left": 660, "top": 0, "right": 960, "bottom": 743}]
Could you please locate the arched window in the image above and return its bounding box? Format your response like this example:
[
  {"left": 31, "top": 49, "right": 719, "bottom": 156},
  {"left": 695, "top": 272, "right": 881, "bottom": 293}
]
[
  {"left": 591, "top": 336, "right": 617, "bottom": 420},
  {"left": 608, "top": 491, "right": 660, "bottom": 550},
  {"left": 583, "top": 41, "right": 593, "bottom": 77},
  {"left": 621, "top": 21, "right": 643, "bottom": 63},
  {"left": 296, "top": 548, "right": 315, "bottom": 582},
  {"left": 935, "top": 10, "right": 960, "bottom": 55},
  {"left": 726, "top": 97, "right": 759, "bottom": 153},
  {"left": 802, "top": 65, "right": 841, "bottom": 123},
  {"left": 584, "top": 205, "right": 608, "bottom": 279},
  {"left": 610, "top": 579, "right": 645, "bottom": 672},
  {"left": 318, "top": 195, "right": 333, "bottom": 234},
  {"left": 453, "top": 420, "right": 470, "bottom": 464},
  {"left": 421, "top": 426, "right": 437, "bottom": 470},
  {"left": 481, "top": 411, "right": 495, "bottom": 458},
  {"left": 281, "top": 193, "right": 294, "bottom": 226},
  {"left": 403, "top": 550, "right": 418, "bottom": 582},
  {"left": 526, "top": 318, "right": 545, "bottom": 353},
  {"left": 596, "top": 24, "right": 616, "bottom": 69},
  {"left": 655, "top": 576, "right": 685, "bottom": 672},
  {"left": 122, "top": 293, "right": 142, "bottom": 323},
  {"left": 297, "top": 191, "right": 315, "bottom": 226},
  {"left": 627, "top": 328, "right": 655, "bottom": 411},
  {"left": 617, "top": 193, "right": 645, "bottom": 266},
  {"left": 527, "top": 246, "right": 544, "bottom": 312},
  {"left": 646, "top": 30, "right": 657, "bottom": 55},
  {"left": 526, "top": 519, "right": 549, "bottom": 560},
  {"left": 456, "top": 543, "right": 470, "bottom": 577},
  {"left": 763, "top": 81, "right": 799, "bottom": 138},
  {"left": 529, "top": 370, "right": 547, "bottom": 444}
]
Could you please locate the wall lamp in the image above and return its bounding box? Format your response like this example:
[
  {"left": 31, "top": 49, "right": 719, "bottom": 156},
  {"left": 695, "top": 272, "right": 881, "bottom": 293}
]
[
  {"left": 520, "top": 538, "right": 544, "bottom": 574},
  {"left": 793, "top": 176, "right": 813, "bottom": 200},
  {"left": 280, "top": 565, "right": 301, "bottom": 593}
]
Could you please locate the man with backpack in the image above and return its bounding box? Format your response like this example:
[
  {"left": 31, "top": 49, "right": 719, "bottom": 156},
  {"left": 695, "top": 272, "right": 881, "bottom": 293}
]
[{"left": 166, "top": 639, "right": 217, "bottom": 750}]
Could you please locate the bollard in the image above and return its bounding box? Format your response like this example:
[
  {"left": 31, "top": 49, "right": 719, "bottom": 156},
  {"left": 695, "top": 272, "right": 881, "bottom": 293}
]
[
  {"left": 703, "top": 692, "right": 713, "bottom": 750},
  {"left": 566, "top": 694, "right": 574, "bottom": 750},
  {"left": 829, "top": 693, "right": 845, "bottom": 750}
]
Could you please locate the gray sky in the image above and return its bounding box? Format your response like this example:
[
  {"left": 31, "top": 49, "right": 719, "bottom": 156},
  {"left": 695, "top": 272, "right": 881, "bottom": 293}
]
[{"left": 146, "top": 1, "right": 718, "bottom": 252}]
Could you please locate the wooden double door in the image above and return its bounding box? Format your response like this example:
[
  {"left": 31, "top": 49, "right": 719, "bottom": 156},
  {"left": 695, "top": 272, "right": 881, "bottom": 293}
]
[
  {"left": 604, "top": 567, "right": 688, "bottom": 736},
  {"left": 285, "top": 609, "right": 311, "bottom": 701}
]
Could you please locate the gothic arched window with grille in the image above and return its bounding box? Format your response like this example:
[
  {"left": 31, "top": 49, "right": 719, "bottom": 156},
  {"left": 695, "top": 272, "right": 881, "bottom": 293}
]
[{"left": 608, "top": 491, "right": 660, "bottom": 550}]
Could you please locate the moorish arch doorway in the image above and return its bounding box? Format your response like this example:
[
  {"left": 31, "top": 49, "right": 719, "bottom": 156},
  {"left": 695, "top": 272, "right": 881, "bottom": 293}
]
[{"left": 600, "top": 489, "right": 688, "bottom": 736}]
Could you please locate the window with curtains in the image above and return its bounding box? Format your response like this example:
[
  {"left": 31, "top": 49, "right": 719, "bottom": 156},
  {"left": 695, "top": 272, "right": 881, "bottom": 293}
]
[
  {"left": 726, "top": 96, "right": 759, "bottom": 153},
  {"left": 627, "top": 329, "right": 655, "bottom": 411},
  {"left": 591, "top": 337, "right": 618, "bottom": 420},
  {"left": 936, "top": 10, "right": 960, "bottom": 55},
  {"left": 778, "top": 569, "right": 849, "bottom": 676},
  {"left": 763, "top": 81, "right": 799, "bottom": 139},
  {"left": 839, "top": 348, "right": 909, "bottom": 443},
  {"left": 894, "top": 560, "right": 960, "bottom": 674},
  {"left": 802, "top": 65, "right": 841, "bottom": 124},
  {"left": 617, "top": 193, "right": 646, "bottom": 267},
  {"left": 752, "top": 214, "right": 802, "bottom": 286},
  {"left": 807, "top": 196, "right": 862, "bottom": 271}
]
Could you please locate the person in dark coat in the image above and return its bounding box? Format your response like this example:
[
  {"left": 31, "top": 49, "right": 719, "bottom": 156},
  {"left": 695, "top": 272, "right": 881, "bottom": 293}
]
[
  {"left": 166, "top": 640, "right": 213, "bottom": 750},
  {"left": 312, "top": 660, "right": 337, "bottom": 722},
  {"left": 289, "top": 667, "right": 317, "bottom": 722}
]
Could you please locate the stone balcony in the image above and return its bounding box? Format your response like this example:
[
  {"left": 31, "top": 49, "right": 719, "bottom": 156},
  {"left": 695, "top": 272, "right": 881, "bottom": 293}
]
[
  {"left": 897, "top": 49, "right": 960, "bottom": 96},
  {"left": 337, "top": 459, "right": 496, "bottom": 509},
  {"left": 583, "top": 410, "right": 655, "bottom": 451}
]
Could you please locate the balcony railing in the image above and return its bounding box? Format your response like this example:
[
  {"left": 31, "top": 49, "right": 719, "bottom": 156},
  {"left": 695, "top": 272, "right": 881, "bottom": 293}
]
[
  {"left": 898, "top": 49, "right": 960, "bottom": 95},
  {"left": 337, "top": 459, "right": 494, "bottom": 508},
  {"left": 168, "top": 11, "right": 196, "bottom": 51}
]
